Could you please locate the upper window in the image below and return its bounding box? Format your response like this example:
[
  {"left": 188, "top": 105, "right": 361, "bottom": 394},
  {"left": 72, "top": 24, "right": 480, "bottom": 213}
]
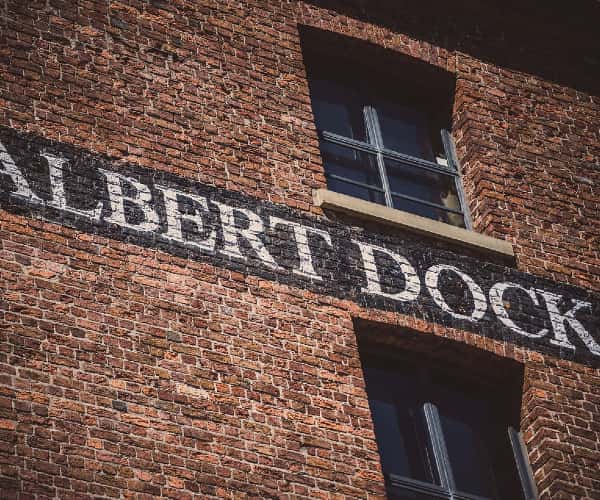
[
  {"left": 306, "top": 50, "right": 470, "bottom": 229},
  {"left": 361, "top": 351, "right": 538, "bottom": 500}
]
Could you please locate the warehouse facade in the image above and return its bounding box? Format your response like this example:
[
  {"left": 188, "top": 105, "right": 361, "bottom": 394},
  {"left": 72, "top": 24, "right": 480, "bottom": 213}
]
[{"left": 1, "top": 1, "right": 599, "bottom": 499}]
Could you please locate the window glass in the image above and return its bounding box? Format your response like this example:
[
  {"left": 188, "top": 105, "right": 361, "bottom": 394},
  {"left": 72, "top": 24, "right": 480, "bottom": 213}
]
[
  {"left": 431, "top": 373, "right": 525, "bottom": 500},
  {"left": 311, "top": 79, "right": 367, "bottom": 141},
  {"left": 365, "top": 366, "right": 436, "bottom": 483},
  {"left": 387, "top": 490, "right": 446, "bottom": 500},
  {"left": 435, "top": 384, "right": 524, "bottom": 499},
  {"left": 384, "top": 158, "right": 461, "bottom": 209},
  {"left": 306, "top": 54, "right": 467, "bottom": 228},
  {"left": 321, "top": 141, "right": 385, "bottom": 205},
  {"left": 383, "top": 157, "right": 464, "bottom": 227},
  {"left": 391, "top": 197, "right": 465, "bottom": 228},
  {"left": 439, "top": 412, "right": 498, "bottom": 497},
  {"left": 328, "top": 176, "right": 385, "bottom": 205},
  {"left": 361, "top": 354, "right": 529, "bottom": 500},
  {"left": 376, "top": 102, "right": 435, "bottom": 161}
]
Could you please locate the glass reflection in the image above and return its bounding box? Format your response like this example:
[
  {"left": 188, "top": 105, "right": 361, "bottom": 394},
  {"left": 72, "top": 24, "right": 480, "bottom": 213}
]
[
  {"left": 322, "top": 141, "right": 384, "bottom": 205},
  {"left": 311, "top": 79, "right": 367, "bottom": 142},
  {"left": 376, "top": 102, "right": 436, "bottom": 161}
]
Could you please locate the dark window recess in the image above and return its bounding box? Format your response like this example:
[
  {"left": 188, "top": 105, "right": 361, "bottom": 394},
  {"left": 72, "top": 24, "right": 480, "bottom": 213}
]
[
  {"left": 306, "top": 50, "right": 470, "bottom": 229},
  {"left": 361, "top": 354, "right": 538, "bottom": 500}
]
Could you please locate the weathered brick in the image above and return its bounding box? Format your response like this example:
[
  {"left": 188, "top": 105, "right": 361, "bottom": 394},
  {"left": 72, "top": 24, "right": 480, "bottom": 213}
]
[{"left": 0, "top": 1, "right": 598, "bottom": 499}]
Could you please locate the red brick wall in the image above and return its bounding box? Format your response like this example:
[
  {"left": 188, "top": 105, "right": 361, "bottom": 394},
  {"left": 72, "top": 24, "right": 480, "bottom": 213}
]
[{"left": 1, "top": 1, "right": 599, "bottom": 499}]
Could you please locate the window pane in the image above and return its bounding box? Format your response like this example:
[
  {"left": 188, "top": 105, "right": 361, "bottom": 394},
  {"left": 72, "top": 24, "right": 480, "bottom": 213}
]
[
  {"left": 385, "top": 158, "right": 460, "bottom": 208},
  {"left": 328, "top": 177, "right": 385, "bottom": 205},
  {"left": 360, "top": 352, "right": 527, "bottom": 500},
  {"left": 323, "top": 142, "right": 382, "bottom": 187},
  {"left": 376, "top": 103, "right": 435, "bottom": 161},
  {"left": 392, "top": 197, "right": 466, "bottom": 228},
  {"left": 384, "top": 157, "right": 465, "bottom": 227},
  {"left": 311, "top": 79, "right": 367, "bottom": 141},
  {"left": 432, "top": 379, "right": 525, "bottom": 500},
  {"left": 388, "top": 488, "right": 448, "bottom": 500},
  {"left": 370, "top": 400, "right": 419, "bottom": 477},
  {"left": 322, "top": 141, "right": 385, "bottom": 205},
  {"left": 439, "top": 412, "right": 498, "bottom": 497},
  {"left": 364, "top": 366, "right": 436, "bottom": 484}
]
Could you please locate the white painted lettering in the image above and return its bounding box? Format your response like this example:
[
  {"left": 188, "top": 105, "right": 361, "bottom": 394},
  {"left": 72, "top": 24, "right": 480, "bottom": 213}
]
[
  {"left": 213, "top": 201, "right": 281, "bottom": 270},
  {"left": 489, "top": 282, "right": 548, "bottom": 338},
  {"left": 100, "top": 170, "right": 159, "bottom": 232},
  {"left": 0, "top": 139, "right": 42, "bottom": 202},
  {"left": 425, "top": 264, "right": 487, "bottom": 321},
  {"left": 44, "top": 153, "right": 103, "bottom": 220},
  {"left": 155, "top": 185, "right": 216, "bottom": 252},
  {"left": 537, "top": 290, "right": 599, "bottom": 356},
  {"left": 353, "top": 240, "right": 420, "bottom": 301},
  {"left": 270, "top": 217, "right": 332, "bottom": 280}
]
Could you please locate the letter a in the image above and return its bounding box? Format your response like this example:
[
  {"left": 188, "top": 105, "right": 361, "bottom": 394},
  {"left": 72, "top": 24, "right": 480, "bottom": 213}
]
[{"left": 0, "top": 139, "right": 42, "bottom": 202}]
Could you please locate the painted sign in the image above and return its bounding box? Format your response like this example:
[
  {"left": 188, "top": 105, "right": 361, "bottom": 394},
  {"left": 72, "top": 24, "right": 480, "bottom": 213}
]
[{"left": 0, "top": 127, "right": 598, "bottom": 364}]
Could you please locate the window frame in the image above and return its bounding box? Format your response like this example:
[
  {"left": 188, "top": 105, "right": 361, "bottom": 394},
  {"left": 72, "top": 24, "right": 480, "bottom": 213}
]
[
  {"left": 304, "top": 45, "right": 473, "bottom": 230},
  {"left": 361, "top": 352, "right": 538, "bottom": 500},
  {"left": 384, "top": 403, "right": 537, "bottom": 500},
  {"left": 318, "top": 105, "right": 473, "bottom": 230}
]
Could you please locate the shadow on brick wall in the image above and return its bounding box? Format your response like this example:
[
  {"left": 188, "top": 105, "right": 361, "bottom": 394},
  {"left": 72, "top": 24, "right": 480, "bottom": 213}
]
[{"left": 303, "top": 0, "right": 600, "bottom": 96}]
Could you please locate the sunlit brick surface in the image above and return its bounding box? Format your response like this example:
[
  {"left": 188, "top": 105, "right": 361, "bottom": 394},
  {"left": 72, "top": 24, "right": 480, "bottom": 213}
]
[{"left": 1, "top": 1, "right": 599, "bottom": 499}]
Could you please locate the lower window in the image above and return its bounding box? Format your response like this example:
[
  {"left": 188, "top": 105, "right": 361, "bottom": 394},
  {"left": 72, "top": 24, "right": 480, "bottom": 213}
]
[{"left": 362, "top": 351, "right": 537, "bottom": 500}]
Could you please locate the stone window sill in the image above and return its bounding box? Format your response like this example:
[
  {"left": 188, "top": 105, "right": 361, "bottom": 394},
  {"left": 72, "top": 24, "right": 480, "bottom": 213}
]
[{"left": 313, "top": 189, "right": 514, "bottom": 259}]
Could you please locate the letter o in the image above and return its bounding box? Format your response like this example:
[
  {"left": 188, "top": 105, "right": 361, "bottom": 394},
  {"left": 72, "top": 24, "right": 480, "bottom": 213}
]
[{"left": 425, "top": 264, "right": 487, "bottom": 321}]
